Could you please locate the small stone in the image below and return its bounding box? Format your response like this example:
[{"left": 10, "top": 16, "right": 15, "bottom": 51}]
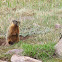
[
  {"left": 11, "top": 54, "right": 42, "bottom": 62},
  {"left": 5, "top": 49, "right": 23, "bottom": 55},
  {"left": 55, "top": 23, "right": 61, "bottom": 29},
  {"left": 0, "top": 60, "right": 7, "bottom": 62},
  {"left": 55, "top": 39, "right": 62, "bottom": 58}
]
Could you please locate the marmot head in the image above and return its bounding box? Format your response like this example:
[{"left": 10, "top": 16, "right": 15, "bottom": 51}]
[{"left": 12, "top": 20, "right": 20, "bottom": 26}]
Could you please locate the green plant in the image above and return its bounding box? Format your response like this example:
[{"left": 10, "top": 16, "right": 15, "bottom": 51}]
[{"left": 22, "top": 42, "right": 56, "bottom": 61}]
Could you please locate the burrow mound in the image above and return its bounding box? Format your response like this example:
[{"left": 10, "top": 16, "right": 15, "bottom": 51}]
[{"left": 0, "top": 35, "right": 30, "bottom": 46}]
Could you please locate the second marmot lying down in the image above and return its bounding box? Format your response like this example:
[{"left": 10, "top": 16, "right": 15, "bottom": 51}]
[{"left": 6, "top": 20, "right": 20, "bottom": 45}]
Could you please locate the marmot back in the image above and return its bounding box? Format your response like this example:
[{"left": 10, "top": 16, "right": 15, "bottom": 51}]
[{"left": 6, "top": 20, "right": 20, "bottom": 45}]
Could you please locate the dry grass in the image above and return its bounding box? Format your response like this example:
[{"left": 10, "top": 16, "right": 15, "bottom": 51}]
[{"left": 0, "top": 0, "right": 62, "bottom": 42}]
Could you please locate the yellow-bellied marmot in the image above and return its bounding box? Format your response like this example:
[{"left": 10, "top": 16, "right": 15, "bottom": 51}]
[{"left": 6, "top": 20, "right": 20, "bottom": 45}]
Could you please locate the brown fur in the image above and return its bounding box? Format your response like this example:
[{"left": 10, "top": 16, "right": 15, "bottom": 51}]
[{"left": 6, "top": 20, "right": 20, "bottom": 45}]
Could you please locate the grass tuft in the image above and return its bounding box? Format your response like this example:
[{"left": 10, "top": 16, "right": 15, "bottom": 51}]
[{"left": 22, "top": 42, "right": 56, "bottom": 61}]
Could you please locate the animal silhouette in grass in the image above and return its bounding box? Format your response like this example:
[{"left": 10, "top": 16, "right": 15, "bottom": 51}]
[{"left": 6, "top": 20, "right": 20, "bottom": 45}]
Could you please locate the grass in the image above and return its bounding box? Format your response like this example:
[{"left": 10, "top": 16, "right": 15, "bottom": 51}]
[
  {"left": 22, "top": 42, "right": 56, "bottom": 60},
  {"left": 0, "top": 0, "right": 62, "bottom": 62},
  {"left": 0, "top": 41, "right": 56, "bottom": 62},
  {"left": 0, "top": 41, "right": 61, "bottom": 62}
]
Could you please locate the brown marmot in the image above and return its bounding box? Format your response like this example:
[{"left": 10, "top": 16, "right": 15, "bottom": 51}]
[{"left": 6, "top": 20, "right": 20, "bottom": 45}]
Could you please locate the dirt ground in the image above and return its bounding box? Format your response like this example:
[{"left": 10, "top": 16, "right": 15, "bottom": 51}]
[
  {"left": 0, "top": 38, "right": 6, "bottom": 46},
  {"left": 0, "top": 35, "right": 30, "bottom": 46}
]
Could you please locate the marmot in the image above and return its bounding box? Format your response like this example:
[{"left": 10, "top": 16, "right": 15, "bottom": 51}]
[{"left": 6, "top": 20, "right": 20, "bottom": 45}]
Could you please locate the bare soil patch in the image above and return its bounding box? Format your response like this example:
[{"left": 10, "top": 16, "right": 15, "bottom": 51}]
[
  {"left": 0, "top": 38, "right": 6, "bottom": 46},
  {"left": 19, "top": 35, "right": 30, "bottom": 40},
  {"left": 0, "top": 35, "right": 30, "bottom": 46}
]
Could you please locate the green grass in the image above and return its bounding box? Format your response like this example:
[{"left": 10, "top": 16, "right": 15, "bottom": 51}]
[
  {"left": 21, "top": 42, "right": 56, "bottom": 61},
  {"left": 0, "top": 41, "right": 61, "bottom": 62},
  {"left": 0, "top": 42, "right": 56, "bottom": 61},
  {"left": 46, "top": 58, "right": 62, "bottom": 62}
]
